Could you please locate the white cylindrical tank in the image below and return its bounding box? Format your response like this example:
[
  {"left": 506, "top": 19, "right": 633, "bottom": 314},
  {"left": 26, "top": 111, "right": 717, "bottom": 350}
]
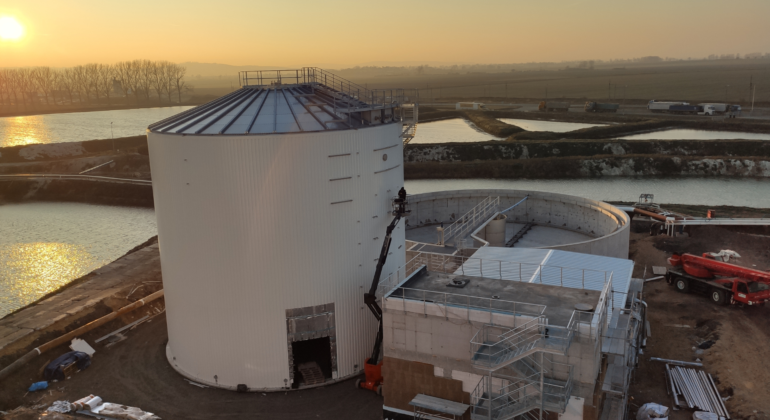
[{"left": 148, "top": 100, "right": 406, "bottom": 390}]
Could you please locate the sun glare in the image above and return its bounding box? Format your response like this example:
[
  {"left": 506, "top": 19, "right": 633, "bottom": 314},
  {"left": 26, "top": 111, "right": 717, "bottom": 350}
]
[{"left": 0, "top": 16, "right": 24, "bottom": 41}]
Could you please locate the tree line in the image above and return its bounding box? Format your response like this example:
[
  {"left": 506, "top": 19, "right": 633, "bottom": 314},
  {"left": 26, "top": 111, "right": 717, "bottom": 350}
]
[{"left": 0, "top": 60, "right": 190, "bottom": 108}]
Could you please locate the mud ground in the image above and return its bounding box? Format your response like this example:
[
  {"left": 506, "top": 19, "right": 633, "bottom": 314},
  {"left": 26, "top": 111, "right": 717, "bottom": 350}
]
[
  {"left": 628, "top": 225, "right": 770, "bottom": 420},
  {"left": 0, "top": 311, "right": 382, "bottom": 419}
]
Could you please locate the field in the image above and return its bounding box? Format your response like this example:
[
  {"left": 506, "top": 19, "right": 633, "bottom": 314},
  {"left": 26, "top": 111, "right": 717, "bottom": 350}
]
[{"left": 334, "top": 59, "right": 770, "bottom": 106}]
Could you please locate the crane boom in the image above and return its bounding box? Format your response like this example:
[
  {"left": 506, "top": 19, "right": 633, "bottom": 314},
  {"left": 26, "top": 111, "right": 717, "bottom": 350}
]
[
  {"left": 364, "top": 187, "right": 408, "bottom": 365},
  {"left": 669, "top": 253, "right": 770, "bottom": 283}
]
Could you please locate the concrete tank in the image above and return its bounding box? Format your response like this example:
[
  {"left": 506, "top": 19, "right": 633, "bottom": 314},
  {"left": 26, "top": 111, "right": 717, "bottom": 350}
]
[
  {"left": 485, "top": 214, "right": 507, "bottom": 247},
  {"left": 147, "top": 74, "right": 413, "bottom": 391}
]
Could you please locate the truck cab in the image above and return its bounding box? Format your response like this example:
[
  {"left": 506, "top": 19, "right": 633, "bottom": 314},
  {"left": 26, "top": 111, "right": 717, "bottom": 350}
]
[{"left": 698, "top": 105, "right": 716, "bottom": 116}]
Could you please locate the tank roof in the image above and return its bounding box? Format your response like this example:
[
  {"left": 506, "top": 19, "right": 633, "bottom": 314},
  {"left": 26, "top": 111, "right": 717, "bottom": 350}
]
[{"left": 148, "top": 67, "right": 416, "bottom": 136}]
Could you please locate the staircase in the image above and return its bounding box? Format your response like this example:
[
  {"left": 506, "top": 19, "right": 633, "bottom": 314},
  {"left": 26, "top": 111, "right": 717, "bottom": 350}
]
[
  {"left": 439, "top": 196, "right": 500, "bottom": 246},
  {"left": 471, "top": 317, "right": 574, "bottom": 371},
  {"left": 400, "top": 103, "right": 418, "bottom": 145},
  {"left": 470, "top": 361, "right": 574, "bottom": 420}
]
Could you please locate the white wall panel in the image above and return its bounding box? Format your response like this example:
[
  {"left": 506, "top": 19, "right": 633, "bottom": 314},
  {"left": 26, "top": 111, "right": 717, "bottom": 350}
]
[{"left": 148, "top": 124, "right": 405, "bottom": 390}]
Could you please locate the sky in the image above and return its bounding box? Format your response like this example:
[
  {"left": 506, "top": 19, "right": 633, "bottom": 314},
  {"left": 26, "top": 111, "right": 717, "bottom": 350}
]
[{"left": 1, "top": 0, "right": 770, "bottom": 68}]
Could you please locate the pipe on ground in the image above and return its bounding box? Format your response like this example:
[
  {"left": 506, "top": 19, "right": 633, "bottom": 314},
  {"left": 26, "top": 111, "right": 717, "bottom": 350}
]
[{"left": 0, "top": 290, "right": 164, "bottom": 382}]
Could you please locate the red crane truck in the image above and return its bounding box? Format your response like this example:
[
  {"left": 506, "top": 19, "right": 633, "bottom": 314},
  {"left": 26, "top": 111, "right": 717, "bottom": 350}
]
[{"left": 666, "top": 252, "right": 770, "bottom": 306}]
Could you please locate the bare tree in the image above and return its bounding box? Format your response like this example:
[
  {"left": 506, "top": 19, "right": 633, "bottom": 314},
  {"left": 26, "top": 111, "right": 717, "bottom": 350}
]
[
  {"left": 114, "top": 61, "right": 136, "bottom": 103},
  {"left": 57, "top": 68, "right": 77, "bottom": 105},
  {"left": 15, "top": 68, "right": 36, "bottom": 108},
  {"left": 32, "top": 67, "right": 57, "bottom": 106},
  {"left": 72, "top": 65, "right": 91, "bottom": 104},
  {"left": 171, "top": 64, "right": 188, "bottom": 104},
  {"left": 135, "top": 60, "right": 154, "bottom": 102},
  {"left": 3, "top": 69, "right": 21, "bottom": 106},
  {"left": 150, "top": 61, "right": 167, "bottom": 105},
  {"left": 0, "top": 69, "right": 9, "bottom": 106},
  {"left": 84, "top": 64, "right": 101, "bottom": 104},
  {"left": 95, "top": 64, "right": 116, "bottom": 105},
  {"left": 164, "top": 63, "right": 176, "bottom": 103}
]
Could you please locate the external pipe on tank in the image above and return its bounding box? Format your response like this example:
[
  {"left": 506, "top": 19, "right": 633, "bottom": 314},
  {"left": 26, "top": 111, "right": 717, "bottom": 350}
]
[{"left": 0, "top": 290, "right": 164, "bottom": 382}]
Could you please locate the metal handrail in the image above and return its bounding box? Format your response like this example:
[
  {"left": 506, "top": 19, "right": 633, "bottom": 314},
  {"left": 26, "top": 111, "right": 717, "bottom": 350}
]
[{"left": 439, "top": 196, "right": 500, "bottom": 246}]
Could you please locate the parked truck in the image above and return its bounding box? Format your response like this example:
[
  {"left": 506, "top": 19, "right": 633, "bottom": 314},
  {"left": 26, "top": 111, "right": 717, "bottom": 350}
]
[
  {"left": 584, "top": 102, "right": 620, "bottom": 113},
  {"left": 538, "top": 101, "right": 570, "bottom": 112},
  {"left": 698, "top": 103, "right": 731, "bottom": 114},
  {"left": 666, "top": 252, "right": 770, "bottom": 306},
  {"left": 647, "top": 100, "right": 688, "bottom": 113},
  {"left": 668, "top": 105, "right": 703, "bottom": 115}
]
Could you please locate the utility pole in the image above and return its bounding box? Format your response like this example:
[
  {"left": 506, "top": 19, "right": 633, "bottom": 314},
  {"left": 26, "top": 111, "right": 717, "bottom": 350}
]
[
  {"left": 751, "top": 84, "right": 756, "bottom": 114},
  {"left": 111, "top": 122, "right": 114, "bottom": 152}
]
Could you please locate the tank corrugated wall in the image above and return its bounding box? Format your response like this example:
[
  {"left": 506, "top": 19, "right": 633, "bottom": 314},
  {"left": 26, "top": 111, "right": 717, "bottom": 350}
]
[{"left": 148, "top": 124, "right": 405, "bottom": 390}]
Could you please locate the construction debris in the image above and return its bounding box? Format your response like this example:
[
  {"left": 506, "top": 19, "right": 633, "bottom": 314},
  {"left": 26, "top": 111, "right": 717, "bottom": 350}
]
[
  {"left": 47, "top": 401, "right": 72, "bottom": 413},
  {"left": 95, "top": 316, "right": 150, "bottom": 344},
  {"left": 68, "top": 395, "right": 161, "bottom": 420},
  {"left": 650, "top": 357, "right": 703, "bottom": 367},
  {"left": 665, "top": 365, "right": 729, "bottom": 419},
  {"left": 637, "top": 403, "right": 669, "bottom": 420},
  {"left": 70, "top": 338, "right": 96, "bottom": 357}
]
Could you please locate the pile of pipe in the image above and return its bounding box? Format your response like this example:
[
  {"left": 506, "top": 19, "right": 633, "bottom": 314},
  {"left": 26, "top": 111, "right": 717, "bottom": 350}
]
[{"left": 665, "top": 364, "right": 729, "bottom": 419}]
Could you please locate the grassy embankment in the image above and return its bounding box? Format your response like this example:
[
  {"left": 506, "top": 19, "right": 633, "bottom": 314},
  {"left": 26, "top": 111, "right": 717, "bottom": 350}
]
[{"left": 406, "top": 109, "right": 770, "bottom": 179}]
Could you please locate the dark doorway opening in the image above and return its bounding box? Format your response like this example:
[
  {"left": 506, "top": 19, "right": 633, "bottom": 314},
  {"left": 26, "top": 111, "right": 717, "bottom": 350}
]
[{"left": 291, "top": 337, "right": 332, "bottom": 388}]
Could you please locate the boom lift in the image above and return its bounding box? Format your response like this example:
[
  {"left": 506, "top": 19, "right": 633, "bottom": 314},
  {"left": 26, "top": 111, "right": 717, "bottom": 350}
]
[
  {"left": 666, "top": 252, "right": 770, "bottom": 306},
  {"left": 356, "top": 187, "right": 409, "bottom": 395}
]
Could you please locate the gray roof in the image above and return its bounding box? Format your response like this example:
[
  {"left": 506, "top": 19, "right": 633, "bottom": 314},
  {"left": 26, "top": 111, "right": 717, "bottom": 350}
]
[
  {"left": 148, "top": 70, "right": 413, "bottom": 136},
  {"left": 459, "top": 247, "right": 633, "bottom": 311}
]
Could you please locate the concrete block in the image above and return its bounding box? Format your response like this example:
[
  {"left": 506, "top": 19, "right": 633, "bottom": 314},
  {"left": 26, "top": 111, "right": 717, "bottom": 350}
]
[
  {"left": 416, "top": 332, "right": 432, "bottom": 354},
  {"left": 414, "top": 316, "right": 432, "bottom": 333},
  {"left": 433, "top": 333, "right": 468, "bottom": 360},
  {"left": 405, "top": 330, "right": 416, "bottom": 352},
  {"left": 383, "top": 326, "right": 393, "bottom": 346},
  {"left": 393, "top": 328, "right": 406, "bottom": 347}
]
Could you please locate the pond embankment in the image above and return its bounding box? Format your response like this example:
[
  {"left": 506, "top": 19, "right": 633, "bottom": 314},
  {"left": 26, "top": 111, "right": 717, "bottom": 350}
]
[{"left": 0, "top": 136, "right": 153, "bottom": 206}]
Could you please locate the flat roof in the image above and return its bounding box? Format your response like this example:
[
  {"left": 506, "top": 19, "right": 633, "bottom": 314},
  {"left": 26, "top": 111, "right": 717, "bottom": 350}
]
[
  {"left": 395, "top": 268, "right": 601, "bottom": 326},
  {"left": 460, "top": 247, "right": 633, "bottom": 311}
]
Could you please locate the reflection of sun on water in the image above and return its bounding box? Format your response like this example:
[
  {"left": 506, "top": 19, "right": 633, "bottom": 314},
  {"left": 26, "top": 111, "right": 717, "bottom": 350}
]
[
  {"left": 0, "top": 243, "right": 103, "bottom": 316},
  {"left": 2, "top": 116, "right": 45, "bottom": 147}
]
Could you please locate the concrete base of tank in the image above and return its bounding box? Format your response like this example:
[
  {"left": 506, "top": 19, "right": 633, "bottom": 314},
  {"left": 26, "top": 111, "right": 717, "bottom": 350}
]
[
  {"left": 165, "top": 344, "right": 362, "bottom": 392},
  {"left": 404, "top": 189, "right": 630, "bottom": 259}
]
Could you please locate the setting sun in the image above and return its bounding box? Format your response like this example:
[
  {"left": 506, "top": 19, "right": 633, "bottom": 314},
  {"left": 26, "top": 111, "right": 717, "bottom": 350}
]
[{"left": 0, "top": 16, "right": 24, "bottom": 41}]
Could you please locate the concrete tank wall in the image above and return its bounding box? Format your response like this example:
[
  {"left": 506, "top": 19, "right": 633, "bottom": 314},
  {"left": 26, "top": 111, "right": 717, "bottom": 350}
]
[
  {"left": 405, "top": 189, "right": 630, "bottom": 259},
  {"left": 148, "top": 123, "right": 406, "bottom": 390}
]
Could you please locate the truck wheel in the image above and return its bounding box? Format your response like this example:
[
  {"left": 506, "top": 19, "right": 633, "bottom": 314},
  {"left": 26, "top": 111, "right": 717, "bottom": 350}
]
[
  {"left": 711, "top": 289, "right": 726, "bottom": 305},
  {"left": 675, "top": 278, "right": 689, "bottom": 293}
]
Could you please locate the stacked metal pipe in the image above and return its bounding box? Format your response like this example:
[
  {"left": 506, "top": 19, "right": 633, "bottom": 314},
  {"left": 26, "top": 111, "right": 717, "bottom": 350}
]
[{"left": 665, "top": 364, "right": 730, "bottom": 419}]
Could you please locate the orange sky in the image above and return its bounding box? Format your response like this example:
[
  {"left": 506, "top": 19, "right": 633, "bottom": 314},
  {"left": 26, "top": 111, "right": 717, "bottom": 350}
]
[{"left": 1, "top": 0, "right": 769, "bottom": 68}]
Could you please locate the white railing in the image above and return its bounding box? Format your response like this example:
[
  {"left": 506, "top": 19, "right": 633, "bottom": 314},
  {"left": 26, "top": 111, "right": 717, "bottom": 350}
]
[
  {"left": 439, "top": 196, "right": 500, "bottom": 246},
  {"left": 387, "top": 251, "right": 613, "bottom": 293}
]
